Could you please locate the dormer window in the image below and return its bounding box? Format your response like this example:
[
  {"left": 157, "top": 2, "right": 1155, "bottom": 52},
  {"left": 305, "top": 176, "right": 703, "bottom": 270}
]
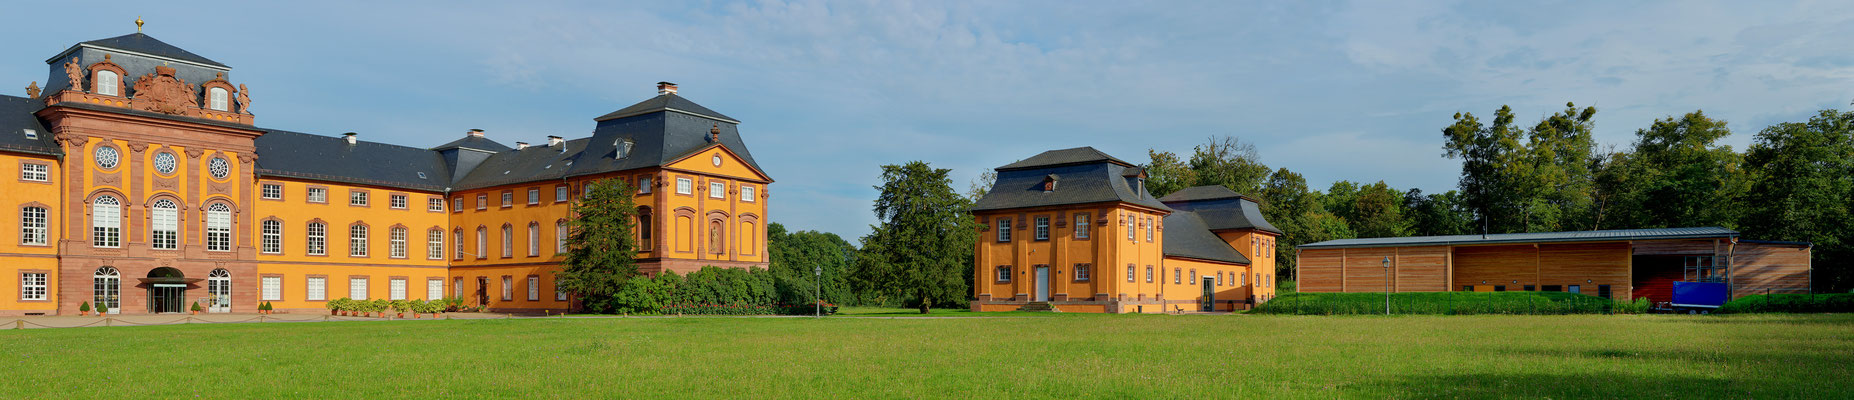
[
  {"left": 22, "top": 129, "right": 37, "bottom": 140},
  {"left": 1042, "top": 174, "right": 1058, "bottom": 192},
  {"left": 208, "top": 87, "right": 229, "bottom": 111},
  {"left": 95, "top": 70, "right": 119, "bottom": 96}
]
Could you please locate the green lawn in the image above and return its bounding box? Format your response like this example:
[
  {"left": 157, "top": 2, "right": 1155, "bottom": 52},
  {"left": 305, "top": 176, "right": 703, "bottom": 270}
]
[{"left": 3, "top": 312, "right": 1850, "bottom": 398}]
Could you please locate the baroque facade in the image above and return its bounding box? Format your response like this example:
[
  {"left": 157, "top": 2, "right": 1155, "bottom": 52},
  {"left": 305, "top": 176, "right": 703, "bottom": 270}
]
[{"left": 0, "top": 31, "right": 770, "bottom": 316}]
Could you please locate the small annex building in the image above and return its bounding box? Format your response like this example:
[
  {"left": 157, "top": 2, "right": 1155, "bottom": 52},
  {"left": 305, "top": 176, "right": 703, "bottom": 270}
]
[
  {"left": 1295, "top": 227, "right": 1813, "bottom": 302},
  {"left": 970, "top": 147, "right": 1281, "bottom": 313}
]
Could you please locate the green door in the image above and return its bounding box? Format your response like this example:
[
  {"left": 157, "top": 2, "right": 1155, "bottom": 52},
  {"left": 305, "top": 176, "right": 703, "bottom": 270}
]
[{"left": 1201, "top": 277, "right": 1215, "bottom": 312}]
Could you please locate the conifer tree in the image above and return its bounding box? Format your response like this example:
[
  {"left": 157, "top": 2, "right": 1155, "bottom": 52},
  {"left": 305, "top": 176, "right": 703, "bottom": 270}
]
[{"left": 558, "top": 179, "right": 639, "bottom": 313}]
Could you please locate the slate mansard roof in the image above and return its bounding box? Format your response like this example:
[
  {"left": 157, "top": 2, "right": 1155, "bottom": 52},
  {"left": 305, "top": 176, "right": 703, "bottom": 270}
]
[
  {"left": 973, "top": 147, "right": 1170, "bottom": 212},
  {"left": 0, "top": 95, "right": 57, "bottom": 156},
  {"left": 1299, "top": 226, "right": 1742, "bottom": 249},
  {"left": 449, "top": 94, "right": 767, "bottom": 190},
  {"left": 1162, "top": 211, "right": 1252, "bottom": 264},
  {"left": 54, "top": 33, "right": 229, "bottom": 68},
  {"left": 1159, "top": 186, "right": 1283, "bottom": 234},
  {"left": 254, "top": 130, "right": 452, "bottom": 191}
]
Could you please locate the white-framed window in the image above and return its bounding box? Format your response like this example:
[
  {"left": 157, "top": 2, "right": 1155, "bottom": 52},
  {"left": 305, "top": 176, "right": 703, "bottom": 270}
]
[
  {"left": 1217, "top": 272, "right": 1224, "bottom": 286},
  {"left": 261, "top": 183, "right": 282, "bottom": 199},
  {"left": 390, "top": 194, "right": 407, "bottom": 209},
  {"left": 555, "top": 185, "right": 568, "bottom": 202},
  {"left": 96, "top": 70, "right": 119, "bottom": 96},
  {"left": 427, "top": 278, "right": 443, "bottom": 301},
  {"left": 1075, "top": 213, "right": 1090, "bottom": 239},
  {"left": 453, "top": 197, "right": 463, "bottom": 212},
  {"left": 150, "top": 199, "right": 178, "bottom": 250},
  {"left": 555, "top": 277, "right": 567, "bottom": 301},
  {"left": 476, "top": 227, "right": 487, "bottom": 259},
  {"left": 389, "top": 226, "right": 408, "bottom": 258},
  {"left": 349, "top": 277, "right": 368, "bottom": 300},
  {"left": 996, "top": 218, "right": 1011, "bottom": 242},
  {"left": 555, "top": 221, "right": 567, "bottom": 255},
  {"left": 206, "top": 203, "right": 232, "bottom": 252},
  {"left": 261, "top": 220, "right": 282, "bottom": 254},
  {"left": 676, "top": 178, "right": 692, "bottom": 194},
  {"left": 1174, "top": 268, "right": 1181, "bottom": 284},
  {"left": 1127, "top": 217, "right": 1135, "bottom": 241},
  {"left": 21, "top": 272, "right": 47, "bottom": 300},
  {"left": 20, "top": 163, "right": 47, "bottom": 182},
  {"left": 995, "top": 266, "right": 1011, "bottom": 283},
  {"left": 527, "top": 223, "right": 540, "bottom": 257},
  {"left": 741, "top": 185, "right": 756, "bottom": 202},
  {"left": 638, "top": 177, "right": 653, "bottom": 194},
  {"left": 350, "top": 191, "right": 369, "bottom": 207},
  {"left": 501, "top": 191, "right": 513, "bottom": 207},
  {"left": 501, "top": 225, "right": 513, "bottom": 257},
  {"left": 1146, "top": 265, "right": 1154, "bottom": 283},
  {"left": 261, "top": 276, "right": 281, "bottom": 301},
  {"left": 91, "top": 195, "right": 120, "bottom": 248},
  {"left": 454, "top": 277, "right": 464, "bottom": 299},
  {"left": 477, "top": 194, "right": 487, "bottom": 210},
  {"left": 306, "top": 222, "right": 327, "bottom": 255},
  {"left": 307, "top": 187, "right": 327, "bottom": 203},
  {"left": 209, "top": 87, "right": 229, "bottom": 111},
  {"left": 349, "top": 224, "right": 369, "bottom": 257},
  {"left": 1034, "top": 217, "right": 1050, "bottom": 241},
  {"left": 528, "top": 188, "right": 540, "bottom": 205},
  {"left": 389, "top": 278, "right": 407, "bottom": 301},
  {"left": 454, "top": 230, "right": 465, "bottom": 260},
  {"left": 1127, "top": 264, "right": 1136, "bottom": 283},
  {"left": 501, "top": 276, "right": 513, "bottom": 300},
  {"left": 20, "top": 206, "right": 47, "bottom": 245},
  {"left": 307, "top": 277, "right": 327, "bottom": 301},
  {"left": 428, "top": 198, "right": 444, "bottom": 212},
  {"left": 527, "top": 276, "right": 539, "bottom": 301},
  {"left": 709, "top": 182, "right": 725, "bottom": 198},
  {"left": 1146, "top": 217, "right": 1154, "bottom": 242},
  {"left": 427, "top": 229, "right": 444, "bottom": 260},
  {"left": 583, "top": 183, "right": 593, "bottom": 198}
]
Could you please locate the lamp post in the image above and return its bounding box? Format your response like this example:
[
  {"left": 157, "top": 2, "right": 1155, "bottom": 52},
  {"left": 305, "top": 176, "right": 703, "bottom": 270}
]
[
  {"left": 1382, "top": 256, "right": 1391, "bottom": 315},
  {"left": 814, "top": 265, "right": 822, "bottom": 317}
]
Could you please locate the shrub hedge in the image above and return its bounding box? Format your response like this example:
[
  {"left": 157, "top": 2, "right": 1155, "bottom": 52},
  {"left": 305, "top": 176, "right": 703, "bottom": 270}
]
[
  {"left": 1252, "top": 291, "right": 1635, "bottom": 315},
  {"left": 1718, "top": 293, "right": 1854, "bottom": 314},
  {"left": 598, "top": 266, "right": 837, "bottom": 316}
]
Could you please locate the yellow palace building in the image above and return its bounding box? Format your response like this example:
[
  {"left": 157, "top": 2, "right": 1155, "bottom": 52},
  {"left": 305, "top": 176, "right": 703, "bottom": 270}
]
[{"left": 0, "top": 30, "right": 770, "bottom": 316}]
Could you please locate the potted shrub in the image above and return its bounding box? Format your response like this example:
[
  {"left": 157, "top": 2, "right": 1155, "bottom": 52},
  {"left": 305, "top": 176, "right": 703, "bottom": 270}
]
[
  {"left": 261, "top": 302, "right": 273, "bottom": 315},
  {"left": 391, "top": 300, "right": 407, "bottom": 319},
  {"left": 96, "top": 303, "right": 108, "bottom": 316},
  {"left": 190, "top": 301, "right": 202, "bottom": 315},
  {"left": 326, "top": 299, "right": 339, "bottom": 315},
  {"left": 371, "top": 299, "right": 390, "bottom": 317},
  {"left": 79, "top": 301, "right": 91, "bottom": 317}
]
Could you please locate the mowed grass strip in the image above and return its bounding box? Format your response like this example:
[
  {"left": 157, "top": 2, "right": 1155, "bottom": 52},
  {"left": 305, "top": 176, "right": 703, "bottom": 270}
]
[{"left": 1, "top": 313, "right": 1849, "bottom": 398}]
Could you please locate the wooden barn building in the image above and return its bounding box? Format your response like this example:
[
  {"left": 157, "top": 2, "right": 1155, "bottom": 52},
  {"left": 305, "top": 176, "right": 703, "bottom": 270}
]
[{"left": 1295, "top": 227, "right": 1812, "bottom": 302}]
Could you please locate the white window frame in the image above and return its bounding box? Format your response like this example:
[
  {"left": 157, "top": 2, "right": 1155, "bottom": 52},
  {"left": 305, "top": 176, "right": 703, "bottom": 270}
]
[
  {"left": 349, "top": 224, "right": 369, "bottom": 257},
  {"left": 995, "top": 266, "right": 1011, "bottom": 283},
  {"left": 1127, "top": 264, "right": 1136, "bottom": 283},
  {"left": 427, "top": 279, "right": 443, "bottom": 301},
  {"left": 21, "top": 272, "right": 47, "bottom": 300},
  {"left": 527, "top": 224, "right": 540, "bottom": 257},
  {"left": 389, "top": 278, "right": 407, "bottom": 301},
  {"left": 1034, "top": 217, "right": 1049, "bottom": 241},
  {"left": 709, "top": 182, "right": 726, "bottom": 198},
  {"left": 1074, "top": 264, "right": 1091, "bottom": 282},
  {"left": 555, "top": 221, "right": 567, "bottom": 255},
  {"left": 501, "top": 276, "right": 513, "bottom": 301},
  {"left": 1075, "top": 214, "right": 1090, "bottom": 239},
  {"left": 390, "top": 194, "right": 407, "bottom": 209},
  {"left": 477, "top": 194, "right": 487, "bottom": 210},
  {"left": 638, "top": 177, "right": 653, "bottom": 194},
  {"left": 527, "top": 276, "right": 540, "bottom": 301},
  {"left": 151, "top": 200, "right": 178, "bottom": 250},
  {"left": 20, "top": 163, "right": 48, "bottom": 182},
  {"left": 555, "top": 277, "right": 567, "bottom": 301},
  {"left": 428, "top": 198, "right": 445, "bottom": 212},
  {"left": 427, "top": 229, "right": 444, "bottom": 260},
  {"left": 307, "top": 277, "right": 327, "bottom": 301},
  {"left": 454, "top": 230, "right": 465, "bottom": 260},
  {"left": 453, "top": 197, "right": 463, "bottom": 212},
  {"left": 501, "top": 225, "right": 513, "bottom": 257},
  {"left": 389, "top": 227, "right": 408, "bottom": 258},
  {"left": 261, "top": 276, "right": 282, "bottom": 301},
  {"left": 307, "top": 187, "right": 328, "bottom": 203},
  {"left": 261, "top": 220, "right": 282, "bottom": 254},
  {"left": 501, "top": 191, "right": 513, "bottom": 207},
  {"left": 996, "top": 219, "right": 1011, "bottom": 242},
  {"left": 528, "top": 188, "right": 540, "bottom": 205},
  {"left": 206, "top": 203, "right": 232, "bottom": 252},
  {"left": 676, "top": 178, "right": 692, "bottom": 194},
  {"left": 20, "top": 206, "right": 47, "bottom": 245},
  {"left": 306, "top": 222, "right": 327, "bottom": 255},
  {"left": 92, "top": 196, "right": 121, "bottom": 248},
  {"left": 1127, "top": 217, "right": 1135, "bottom": 241},
  {"left": 96, "top": 70, "right": 118, "bottom": 96},
  {"left": 261, "top": 183, "right": 282, "bottom": 199},
  {"left": 741, "top": 185, "right": 756, "bottom": 202},
  {"left": 476, "top": 228, "right": 487, "bottom": 259},
  {"left": 555, "top": 185, "right": 568, "bottom": 202},
  {"left": 209, "top": 87, "right": 229, "bottom": 111},
  {"left": 350, "top": 191, "right": 369, "bottom": 207},
  {"left": 1146, "top": 217, "right": 1154, "bottom": 242},
  {"left": 349, "top": 277, "right": 369, "bottom": 300}
]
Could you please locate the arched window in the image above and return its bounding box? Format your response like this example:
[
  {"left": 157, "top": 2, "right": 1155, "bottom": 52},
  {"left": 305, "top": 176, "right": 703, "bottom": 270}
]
[
  {"left": 454, "top": 228, "right": 464, "bottom": 260},
  {"left": 500, "top": 224, "right": 513, "bottom": 257},
  {"left": 93, "top": 267, "right": 120, "bottom": 314},
  {"left": 527, "top": 222, "right": 539, "bottom": 257},
  {"left": 427, "top": 229, "right": 444, "bottom": 260},
  {"left": 206, "top": 203, "right": 232, "bottom": 252},
  {"left": 636, "top": 207, "right": 652, "bottom": 251},
  {"left": 306, "top": 221, "right": 327, "bottom": 255},
  {"left": 92, "top": 195, "right": 120, "bottom": 248},
  {"left": 476, "top": 227, "right": 488, "bottom": 259},
  {"left": 208, "top": 87, "right": 229, "bottom": 111},
  {"left": 208, "top": 268, "right": 231, "bottom": 313},
  {"left": 349, "top": 224, "right": 369, "bottom": 257},
  {"left": 95, "top": 70, "right": 119, "bottom": 96},
  {"left": 261, "top": 219, "right": 282, "bottom": 254},
  {"left": 555, "top": 220, "right": 568, "bottom": 255},
  {"left": 389, "top": 226, "right": 408, "bottom": 258},
  {"left": 146, "top": 199, "right": 177, "bottom": 249}
]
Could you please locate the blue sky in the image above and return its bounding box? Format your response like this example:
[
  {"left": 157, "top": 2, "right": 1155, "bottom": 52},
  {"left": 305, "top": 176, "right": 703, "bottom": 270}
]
[{"left": 5, "top": 1, "right": 1851, "bottom": 240}]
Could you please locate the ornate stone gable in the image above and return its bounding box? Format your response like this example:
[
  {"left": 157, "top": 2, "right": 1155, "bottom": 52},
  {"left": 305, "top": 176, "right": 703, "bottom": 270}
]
[{"left": 132, "top": 65, "right": 199, "bottom": 115}]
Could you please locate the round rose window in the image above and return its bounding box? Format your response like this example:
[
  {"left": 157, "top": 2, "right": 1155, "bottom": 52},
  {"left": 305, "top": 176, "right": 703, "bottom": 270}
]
[
  {"left": 208, "top": 157, "right": 230, "bottom": 179},
  {"left": 712, "top": 155, "right": 722, "bottom": 167},
  {"left": 154, "top": 152, "right": 177, "bottom": 174},
  {"left": 94, "top": 146, "right": 120, "bottom": 169}
]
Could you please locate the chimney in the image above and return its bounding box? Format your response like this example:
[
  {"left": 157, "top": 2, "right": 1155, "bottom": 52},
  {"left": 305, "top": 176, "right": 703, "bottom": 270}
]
[
  {"left": 709, "top": 124, "right": 720, "bottom": 142},
  {"left": 516, "top": 142, "right": 529, "bottom": 150},
  {"left": 657, "top": 81, "right": 678, "bottom": 95},
  {"left": 547, "top": 135, "right": 563, "bottom": 147},
  {"left": 467, "top": 129, "right": 485, "bottom": 137},
  {"left": 343, "top": 132, "right": 358, "bottom": 145}
]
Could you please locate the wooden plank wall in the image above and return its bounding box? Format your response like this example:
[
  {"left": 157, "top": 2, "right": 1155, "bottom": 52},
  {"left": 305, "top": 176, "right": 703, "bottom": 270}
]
[
  {"left": 1632, "top": 240, "right": 1715, "bottom": 255},
  {"left": 1342, "top": 247, "right": 1397, "bottom": 292},
  {"left": 1539, "top": 243, "right": 1632, "bottom": 300},
  {"left": 1452, "top": 245, "right": 1538, "bottom": 289},
  {"left": 1396, "top": 246, "right": 1450, "bottom": 292},
  {"left": 1298, "top": 249, "right": 1345, "bottom": 292},
  {"left": 1733, "top": 243, "right": 1812, "bottom": 297}
]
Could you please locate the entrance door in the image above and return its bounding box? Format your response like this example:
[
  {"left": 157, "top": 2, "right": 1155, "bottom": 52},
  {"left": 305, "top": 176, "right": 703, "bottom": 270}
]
[
  {"left": 94, "top": 267, "right": 121, "bottom": 314},
  {"left": 476, "top": 277, "right": 490, "bottom": 306},
  {"left": 207, "top": 269, "right": 231, "bottom": 313},
  {"left": 1035, "top": 266, "right": 1050, "bottom": 302},
  {"left": 149, "top": 285, "right": 186, "bottom": 313},
  {"left": 1201, "top": 277, "right": 1216, "bottom": 311}
]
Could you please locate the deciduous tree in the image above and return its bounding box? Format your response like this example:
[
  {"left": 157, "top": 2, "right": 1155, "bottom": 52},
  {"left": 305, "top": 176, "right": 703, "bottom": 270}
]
[{"left": 854, "top": 161, "right": 978, "bottom": 313}]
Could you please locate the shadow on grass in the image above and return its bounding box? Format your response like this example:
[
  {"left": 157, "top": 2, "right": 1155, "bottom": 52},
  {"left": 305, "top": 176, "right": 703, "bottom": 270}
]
[
  {"left": 1355, "top": 372, "right": 1731, "bottom": 398},
  {"left": 1644, "top": 314, "right": 1854, "bottom": 327}
]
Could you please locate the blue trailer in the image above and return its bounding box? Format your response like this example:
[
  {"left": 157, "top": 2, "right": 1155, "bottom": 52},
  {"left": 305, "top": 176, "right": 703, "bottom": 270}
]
[{"left": 1668, "top": 281, "right": 1730, "bottom": 314}]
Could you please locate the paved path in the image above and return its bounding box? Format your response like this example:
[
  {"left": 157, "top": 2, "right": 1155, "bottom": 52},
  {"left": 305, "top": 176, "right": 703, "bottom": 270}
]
[{"left": 1, "top": 312, "right": 518, "bottom": 329}]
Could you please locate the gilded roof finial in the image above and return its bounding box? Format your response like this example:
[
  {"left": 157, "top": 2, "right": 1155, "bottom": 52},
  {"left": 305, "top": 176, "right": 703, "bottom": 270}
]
[{"left": 136, "top": 16, "right": 144, "bottom": 32}]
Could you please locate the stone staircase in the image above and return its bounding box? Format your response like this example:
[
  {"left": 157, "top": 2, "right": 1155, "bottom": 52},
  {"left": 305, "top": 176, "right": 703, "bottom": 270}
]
[{"left": 1015, "top": 302, "right": 1060, "bottom": 312}]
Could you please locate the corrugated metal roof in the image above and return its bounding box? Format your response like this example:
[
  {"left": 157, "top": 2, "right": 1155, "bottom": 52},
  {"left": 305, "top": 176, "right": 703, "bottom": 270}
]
[{"left": 1298, "top": 226, "right": 1739, "bottom": 249}]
